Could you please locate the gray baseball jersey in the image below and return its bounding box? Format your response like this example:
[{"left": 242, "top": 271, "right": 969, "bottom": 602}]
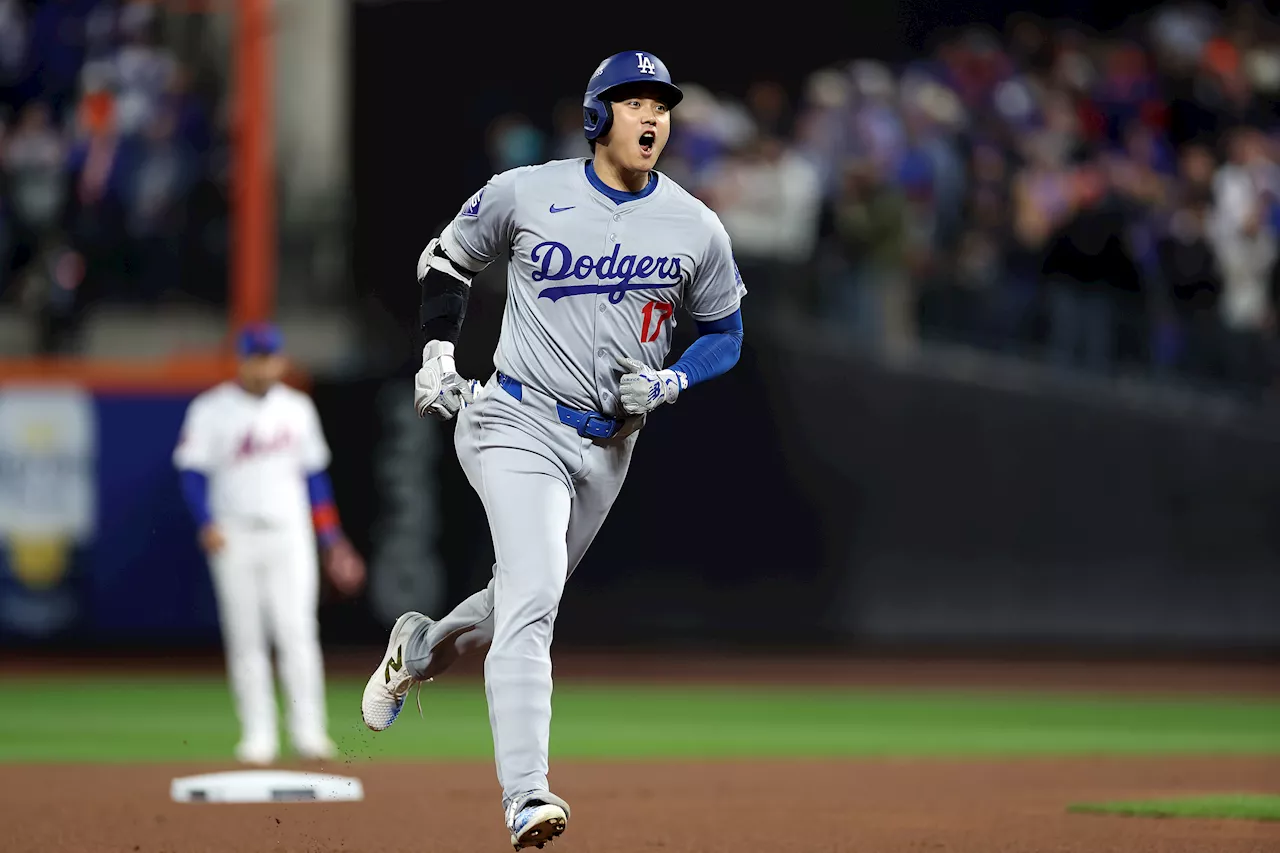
[
  {"left": 399, "top": 158, "right": 745, "bottom": 814},
  {"left": 438, "top": 157, "right": 747, "bottom": 417}
]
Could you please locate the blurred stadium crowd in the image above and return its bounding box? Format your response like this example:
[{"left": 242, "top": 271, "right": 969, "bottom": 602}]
[
  {"left": 489, "top": 4, "right": 1280, "bottom": 403},
  {"left": 0, "top": 0, "right": 227, "bottom": 352},
  {"left": 8, "top": 0, "right": 1280, "bottom": 409}
]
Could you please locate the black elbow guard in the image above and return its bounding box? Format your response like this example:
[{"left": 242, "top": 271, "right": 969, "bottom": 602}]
[
  {"left": 416, "top": 237, "right": 474, "bottom": 345},
  {"left": 420, "top": 272, "right": 469, "bottom": 345}
]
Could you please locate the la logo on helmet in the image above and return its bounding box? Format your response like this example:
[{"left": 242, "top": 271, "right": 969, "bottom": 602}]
[{"left": 635, "top": 53, "right": 656, "bottom": 75}]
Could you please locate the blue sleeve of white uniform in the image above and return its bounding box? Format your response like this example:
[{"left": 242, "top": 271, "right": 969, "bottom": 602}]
[
  {"left": 306, "top": 469, "right": 335, "bottom": 505},
  {"left": 180, "top": 470, "right": 212, "bottom": 529},
  {"left": 306, "top": 470, "right": 343, "bottom": 548},
  {"left": 668, "top": 309, "right": 744, "bottom": 388}
]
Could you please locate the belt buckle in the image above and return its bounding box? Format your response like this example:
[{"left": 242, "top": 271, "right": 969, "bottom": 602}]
[{"left": 579, "top": 412, "right": 616, "bottom": 439}]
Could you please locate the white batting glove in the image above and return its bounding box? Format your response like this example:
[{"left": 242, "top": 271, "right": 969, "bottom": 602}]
[
  {"left": 617, "top": 355, "right": 688, "bottom": 415},
  {"left": 415, "top": 340, "right": 479, "bottom": 421}
]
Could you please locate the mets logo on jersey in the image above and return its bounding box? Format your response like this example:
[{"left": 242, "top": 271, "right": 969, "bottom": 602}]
[
  {"left": 233, "top": 429, "right": 294, "bottom": 462},
  {"left": 531, "top": 241, "right": 682, "bottom": 304}
]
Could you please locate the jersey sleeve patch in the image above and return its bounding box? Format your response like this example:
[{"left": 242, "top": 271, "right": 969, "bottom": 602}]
[{"left": 461, "top": 188, "right": 484, "bottom": 218}]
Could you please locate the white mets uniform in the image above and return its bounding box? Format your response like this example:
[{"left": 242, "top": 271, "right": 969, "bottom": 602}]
[
  {"left": 403, "top": 158, "right": 746, "bottom": 805},
  {"left": 173, "top": 381, "right": 334, "bottom": 757}
]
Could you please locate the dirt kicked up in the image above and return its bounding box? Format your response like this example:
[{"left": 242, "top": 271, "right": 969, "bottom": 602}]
[{"left": 4, "top": 755, "right": 1279, "bottom": 853}]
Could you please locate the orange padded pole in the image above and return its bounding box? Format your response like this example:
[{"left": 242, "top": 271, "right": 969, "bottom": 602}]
[{"left": 231, "top": 0, "right": 275, "bottom": 332}]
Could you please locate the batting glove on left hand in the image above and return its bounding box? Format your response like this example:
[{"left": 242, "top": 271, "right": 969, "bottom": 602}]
[
  {"left": 415, "top": 340, "right": 480, "bottom": 421},
  {"left": 617, "top": 355, "right": 688, "bottom": 415}
]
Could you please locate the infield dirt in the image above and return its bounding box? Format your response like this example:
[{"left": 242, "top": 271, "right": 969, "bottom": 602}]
[
  {"left": 4, "top": 755, "right": 1280, "bottom": 853},
  {"left": 4, "top": 656, "right": 1277, "bottom": 853}
]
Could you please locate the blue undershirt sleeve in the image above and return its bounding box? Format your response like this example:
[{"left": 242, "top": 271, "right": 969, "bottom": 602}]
[
  {"left": 668, "top": 308, "right": 744, "bottom": 388},
  {"left": 179, "top": 469, "right": 212, "bottom": 529},
  {"left": 306, "top": 470, "right": 335, "bottom": 506}
]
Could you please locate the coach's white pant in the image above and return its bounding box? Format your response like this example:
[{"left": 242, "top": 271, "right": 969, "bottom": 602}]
[{"left": 209, "top": 521, "right": 328, "bottom": 754}]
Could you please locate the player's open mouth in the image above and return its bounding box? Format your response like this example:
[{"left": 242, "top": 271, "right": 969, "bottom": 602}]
[{"left": 639, "top": 131, "right": 656, "bottom": 156}]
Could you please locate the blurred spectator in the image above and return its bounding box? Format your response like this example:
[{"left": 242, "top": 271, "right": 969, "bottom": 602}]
[
  {"left": 1157, "top": 191, "right": 1223, "bottom": 383},
  {"left": 159, "top": 63, "right": 211, "bottom": 162},
  {"left": 850, "top": 60, "right": 906, "bottom": 176},
  {"left": 901, "top": 91, "right": 966, "bottom": 253},
  {"left": 1041, "top": 162, "right": 1141, "bottom": 374},
  {"left": 659, "top": 83, "right": 749, "bottom": 197},
  {"left": 962, "top": 143, "right": 1018, "bottom": 343},
  {"left": 827, "top": 158, "right": 910, "bottom": 353},
  {"left": 703, "top": 133, "right": 822, "bottom": 308},
  {"left": 793, "top": 69, "right": 856, "bottom": 202},
  {"left": 1003, "top": 132, "right": 1075, "bottom": 349},
  {"left": 123, "top": 104, "right": 198, "bottom": 303},
  {"left": 0, "top": 0, "right": 231, "bottom": 353},
  {"left": 1177, "top": 140, "right": 1218, "bottom": 204},
  {"left": 499, "top": 6, "right": 1280, "bottom": 404},
  {"left": 1206, "top": 126, "right": 1279, "bottom": 393},
  {"left": 63, "top": 86, "right": 128, "bottom": 307},
  {"left": 938, "top": 175, "right": 1008, "bottom": 350},
  {"left": 108, "top": 2, "right": 175, "bottom": 136},
  {"left": 1108, "top": 127, "right": 1175, "bottom": 367},
  {"left": 3, "top": 99, "right": 67, "bottom": 296}
]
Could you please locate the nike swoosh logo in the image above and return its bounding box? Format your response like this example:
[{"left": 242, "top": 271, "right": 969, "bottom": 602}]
[{"left": 549, "top": 204, "right": 575, "bottom": 213}]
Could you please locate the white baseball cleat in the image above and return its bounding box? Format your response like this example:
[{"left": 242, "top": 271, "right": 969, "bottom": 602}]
[
  {"left": 361, "top": 611, "right": 432, "bottom": 731},
  {"left": 506, "top": 793, "right": 570, "bottom": 850},
  {"left": 293, "top": 735, "right": 338, "bottom": 761},
  {"left": 234, "top": 739, "right": 277, "bottom": 766}
]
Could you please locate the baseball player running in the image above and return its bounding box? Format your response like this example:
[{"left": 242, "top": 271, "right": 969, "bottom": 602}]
[
  {"left": 361, "top": 51, "right": 746, "bottom": 849},
  {"left": 175, "top": 323, "right": 366, "bottom": 765}
]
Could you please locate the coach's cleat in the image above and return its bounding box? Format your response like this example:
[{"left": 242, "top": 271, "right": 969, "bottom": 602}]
[
  {"left": 506, "top": 792, "right": 570, "bottom": 850},
  {"left": 292, "top": 735, "right": 337, "bottom": 762},
  {"left": 361, "top": 611, "right": 433, "bottom": 731},
  {"left": 235, "top": 738, "right": 277, "bottom": 766}
]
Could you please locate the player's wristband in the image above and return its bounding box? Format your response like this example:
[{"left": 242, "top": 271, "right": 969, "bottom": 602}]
[
  {"left": 307, "top": 471, "right": 343, "bottom": 548},
  {"left": 313, "top": 504, "right": 342, "bottom": 548}
]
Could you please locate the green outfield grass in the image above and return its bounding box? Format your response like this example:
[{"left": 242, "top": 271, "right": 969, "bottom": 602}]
[
  {"left": 1069, "top": 794, "right": 1280, "bottom": 821},
  {"left": 0, "top": 675, "right": 1278, "bottom": 763}
]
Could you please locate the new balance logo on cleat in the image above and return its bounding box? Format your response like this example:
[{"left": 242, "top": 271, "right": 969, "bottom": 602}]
[
  {"left": 363, "top": 611, "right": 433, "bottom": 733},
  {"left": 384, "top": 646, "right": 403, "bottom": 684}
]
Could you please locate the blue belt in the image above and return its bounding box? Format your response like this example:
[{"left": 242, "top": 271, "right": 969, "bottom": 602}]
[{"left": 496, "top": 372, "right": 623, "bottom": 440}]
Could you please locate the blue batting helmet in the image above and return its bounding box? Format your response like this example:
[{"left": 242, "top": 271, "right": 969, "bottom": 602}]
[
  {"left": 236, "top": 322, "right": 283, "bottom": 357},
  {"left": 583, "top": 51, "right": 683, "bottom": 141}
]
